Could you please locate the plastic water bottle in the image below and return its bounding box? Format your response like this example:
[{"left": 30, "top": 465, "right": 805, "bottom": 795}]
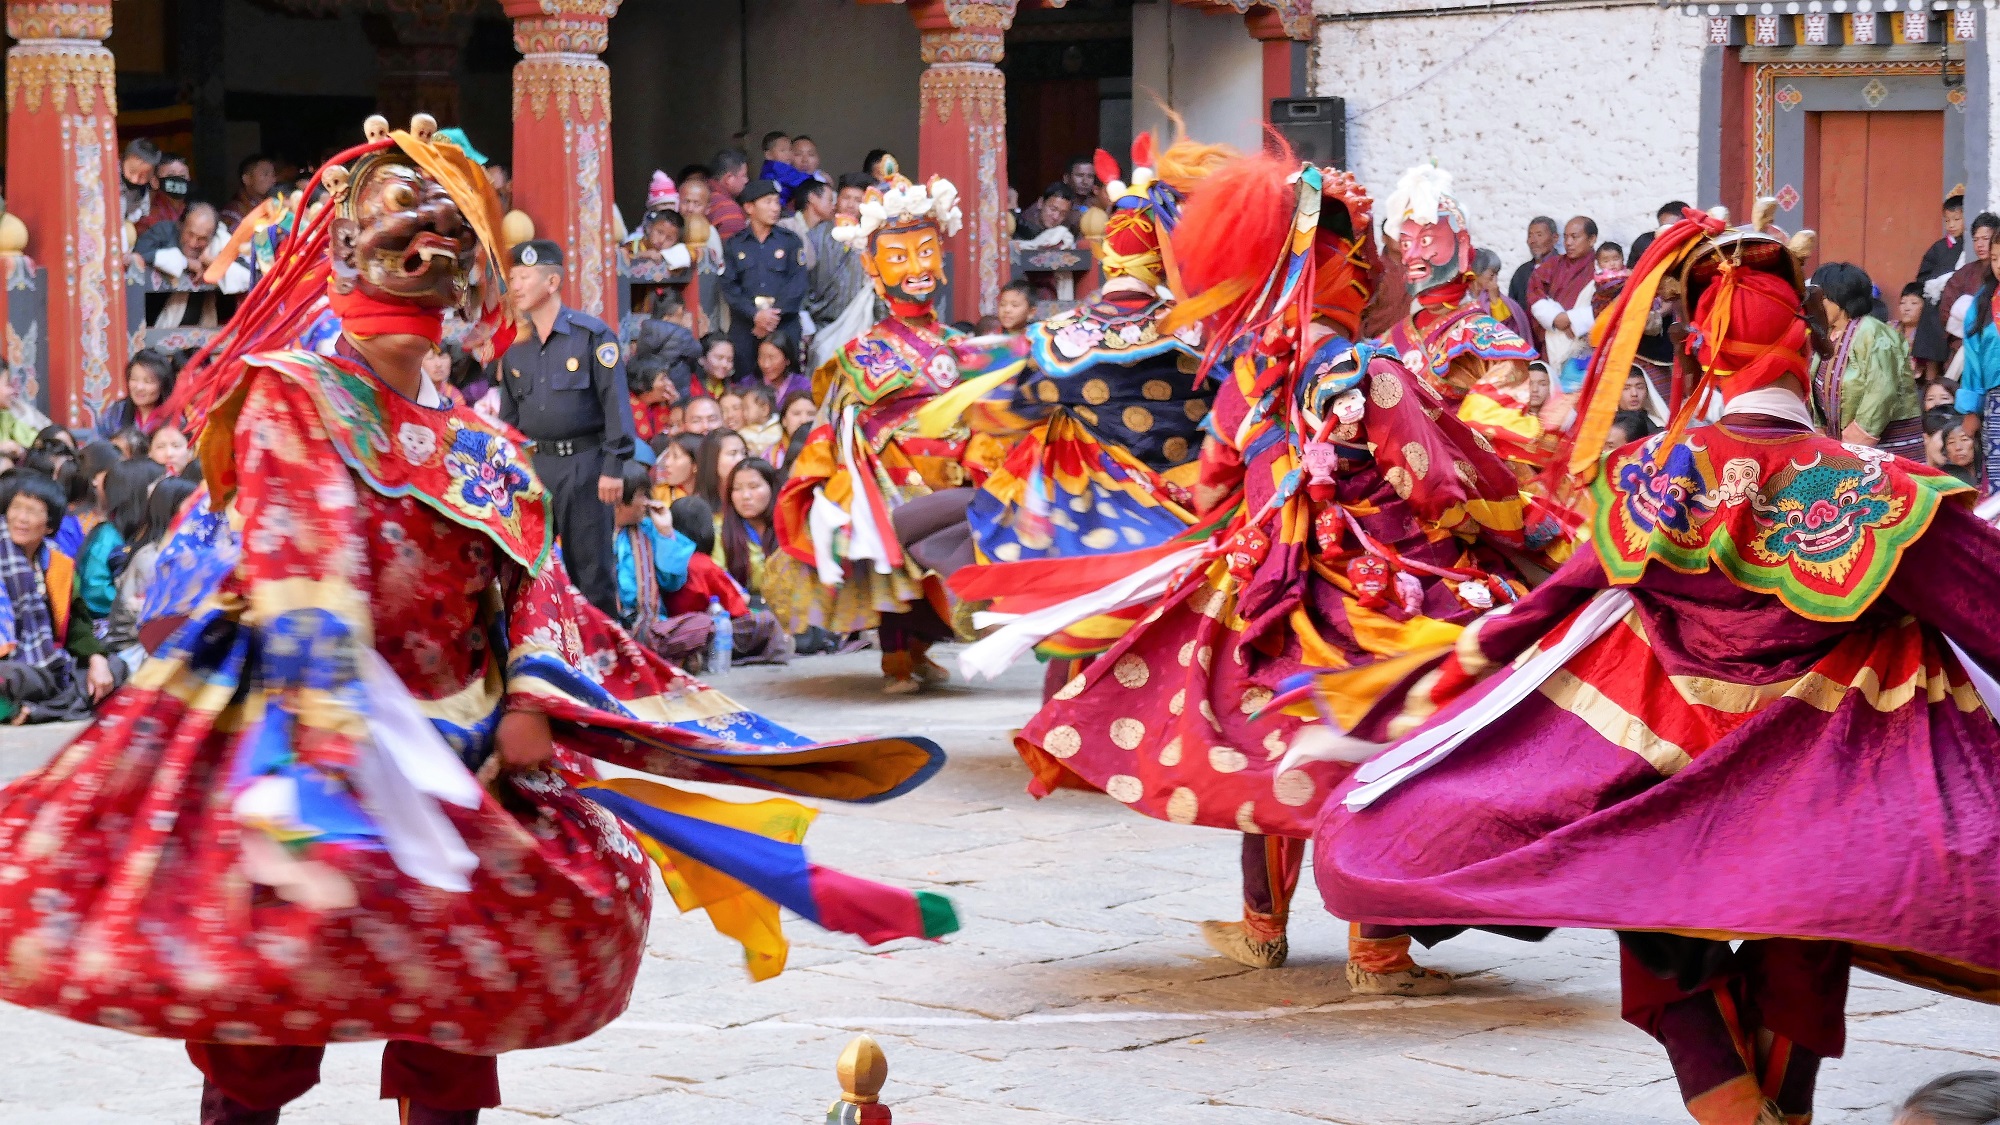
[{"left": 707, "top": 597, "right": 733, "bottom": 674}]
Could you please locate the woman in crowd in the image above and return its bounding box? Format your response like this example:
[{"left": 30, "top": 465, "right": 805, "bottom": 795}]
[
  {"left": 1926, "top": 405, "right": 1980, "bottom": 486},
  {"left": 650, "top": 431, "right": 703, "bottom": 505},
  {"left": 0, "top": 470, "right": 119, "bottom": 722},
  {"left": 101, "top": 474, "right": 196, "bottom": 676},
  {"left": 712, "top": 457, "right": 790, "bottom": 664},
  {"left": 610, "top": 460, "right": 714, "bottom": 670},
  {"left": 1811, "top": 261, "right": 1923, "bottom": 459},
  {"left": 96, "top": 348, "right": 179, "bottom": 437},
  {"left": 75, "top": 458, "right": 164, "bottom": 620},
  {"left": 147, "top": 420, "right": 193, "bottom": 476},
  {"left": 777, "top": 390, "right": 816, "bottom": 447},
  {"left": 695, "top": 427, "right": 748, "bottom": 510},
  {"left": 719, "top": 390, "right": 745, "bottom": 433},
  {"left": 756, "top": 333, "right": 810, "bottom": 405},
  {"left": 698, "top": 336, "right": 735, "bottom": 398}
]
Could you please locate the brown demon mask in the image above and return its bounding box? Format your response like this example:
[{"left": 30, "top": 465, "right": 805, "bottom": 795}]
[{"left": 329, "top": 156, "right": 479, "bottom": 310}]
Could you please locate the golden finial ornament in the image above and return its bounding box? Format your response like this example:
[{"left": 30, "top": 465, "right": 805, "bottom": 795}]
[{"left": 826, "top": 1035, "right": 892, "bottom": 1124}]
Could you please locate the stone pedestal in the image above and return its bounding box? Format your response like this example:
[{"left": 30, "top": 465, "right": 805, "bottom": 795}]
[
  {"left": 5, "top": 0, "right": 128, "bottom": 427},
  {"left": 503, "top": 0, "right": 621, "bottom": 321},
  {"left": 908, "top": 0, "right": 1016, "bottom": 323}
]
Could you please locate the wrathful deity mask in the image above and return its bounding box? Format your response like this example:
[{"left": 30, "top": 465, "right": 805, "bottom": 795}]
[
  {"left": 330, "top": 159, "right": 479, "bottom": 309},
  {"left": 864, "top": 225, "right": 945, "bottom": 314},
  {"left": 1398, "top": 215, "right": 1472, "bottom": 299}
]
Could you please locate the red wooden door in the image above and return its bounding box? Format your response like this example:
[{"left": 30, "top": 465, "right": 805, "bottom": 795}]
[{"left": 1809, "top": 110, "right": 1944, "bottom": 295}]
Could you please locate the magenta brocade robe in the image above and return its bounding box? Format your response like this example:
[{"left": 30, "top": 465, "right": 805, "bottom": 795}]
[{"left": 1315, "top": 418, "right": 2000, "bottom": 999}]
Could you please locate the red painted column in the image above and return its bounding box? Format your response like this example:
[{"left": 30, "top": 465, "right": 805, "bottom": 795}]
[
  {"left": 909, "top": 0, "right": 1016, "bottom": 322},
  {"left": 503, "top": 0, "right": 621, "bottom": 320},
  {"left": 5, "top": 0, "right": 129, "bottom": 427}
]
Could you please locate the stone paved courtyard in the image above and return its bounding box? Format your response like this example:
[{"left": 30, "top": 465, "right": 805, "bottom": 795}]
[{"left": 1, "top": 649, "right": 1994, "bottom": 1124}]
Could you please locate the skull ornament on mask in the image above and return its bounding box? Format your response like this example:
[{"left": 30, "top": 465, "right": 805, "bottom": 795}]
[
  {"left": 1301, "top": 441, "right": 1341, "bottom": 501},
  {"left": 1347, "top": 554, "right": 1394, "bottom": 609},
  {"left": 1225, "top": 525, "right": 1271, "bottom": 582}
]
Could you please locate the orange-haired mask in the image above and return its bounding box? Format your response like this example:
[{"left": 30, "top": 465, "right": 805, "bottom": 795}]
[{"left": 1690, "top": 264, "right": 1810, "bottom": 398}]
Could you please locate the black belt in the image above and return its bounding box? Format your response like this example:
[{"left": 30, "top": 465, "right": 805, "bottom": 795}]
[{"left": 532, "top": 438, "right": 597, "bottom": 457}]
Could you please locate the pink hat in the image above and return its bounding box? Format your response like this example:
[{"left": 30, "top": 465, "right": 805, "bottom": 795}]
[{"left": 646, "top": 170, "right": 679, "bottom": 212}]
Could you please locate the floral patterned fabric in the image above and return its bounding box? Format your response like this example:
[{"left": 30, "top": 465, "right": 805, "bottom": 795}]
[{"left": 0, "top": 352, "right": 944, "bottom": 1054}]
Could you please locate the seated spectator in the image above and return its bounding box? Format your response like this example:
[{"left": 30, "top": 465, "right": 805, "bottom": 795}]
[
  {"left": 1924, "top": 378, "right": 1959, "bottom": 412},
  {"left": 651, "top": 431, "right": 702, "bottom": 504},
  {"left": 756, "top": 331, "right": 809, "bottom": 404},
  {"left": 791, "top": 135, "right": 826, "bottom": 184},
  {"left": 628, "top": 353, "right": 679, "bottom": 444},
  {"left": 0, "top": 471, "right": 121, "bottom": 723},
  {"left": 131, "top": 203, "right": 251, "bottom": 327},
  {"left": 1924, "top": 406, "right": 1979, "bottom": 485},
  {"left": 997, "top": 280, "right": 1035, "bottom": 336},
  {"left": 777, "top": 390, "right": 817, "bottom": 458},
  {"left": 33, "top": 426, "right": 75, "bottom": 455},
  {"left": 97, "top": 348, "right": 179, "bottom": 437},
  {"left": 976, "top": 315, "right": 1003, "bottom": 335},
  {"left": 70, "top": 441, "right": 122, "bottom": 541},
  {"left": 863, "top": 149, "right": 897, "bottom": 186},
  {"left": 1896, "top": 1070, "right": 2000, "bottom": 1125},
  {"left": 711, "top": 457, "right": 791, "bottom": 665},
  {"left": 107, "top": 427, "right": 146, "bottom": 462},
  {"left": 1606, "top": 408, "right": 1655, "bottom": 450},
  {"left": 152, "top": 156, "right": 192, "bottom": 231},
  {"left": 661, "top": 495, "right": 760, "bottom": 669},
  {"left": 683, "top": 396, "right": 724, "bottom": 436},
  {"left": 739, "top": 386, "right": 781, "bottom": 460},
  {"left": 119, "top": 139, "right": 164, "bottom": 230},
  {"left": 719, "top": 390, "right": 745, "bottom": 433},
  {"left": 148, "top": 421, "right": 192, "bottom": 476},
  {"left": 220, "top": 152, "right": 277, "bottom": 229},
  {"left": 104, "top": 475, "right": 196, "bottom": 675},
  {"left": 697, "top": 335, "right": 735, "bottom": 398},
  {"left": 1015, "top": 184, "right": 1078, "bottom": 243},
  {"left": 610, "top": 461, "right": 713, "bottom": 670},
  {"left": 633, "top": 311, "right": 702, "bottom": 400},
  {"left": 696, "top": 428, "right": 749, "bottom": 509},
  {"left": 77, "top": 458, "right": 165, "bottom": 620}
]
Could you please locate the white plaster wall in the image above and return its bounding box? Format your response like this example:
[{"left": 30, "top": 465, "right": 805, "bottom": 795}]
[
  {"left": 1133, "top": 2, "right": 1267, "bottom": 155},
  {"left": 1316, "top": 4, "right": 1706, "bottom": 279},
  {"left": 608, "top": 0, "right": 921, "bottom": 221}
]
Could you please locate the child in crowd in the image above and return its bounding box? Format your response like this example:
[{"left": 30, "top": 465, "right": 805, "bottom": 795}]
[
  {"left": 0, "top": 374, "right": 46, "bottom": 462},
  {"left": 95, "top": 348, "right": 178, "bottom": 438},
  {"left": 1899, "top": 281, "right": 1927, "bottom": 362},
  {"left": 1604, "top": 408, "right": 1656, "bottom": 451},
  {"left": 76, "top": 458, "right": 164, "bottom": 621},
  {"left": 997, "top": 279, "right": 1036, "bottom": 336},
  {"left": 103, "top": 475, "right": 196, "bottom": 676},
  {"left": 695, "top": 428, "right": 748, "bottom": 510},
  {"left": 148, "top": 421, "right": 193, "bottom": 475},
  {"left": 610, "top": 461, "right": 713, "bottom": 670},
  {"left": 738, "top": 386, "right": 781, "bottom": 460},
  {"left": 1896, "top": 1071, "right": 2000, "bottom": 1125},
  {"left": 70, "top": 441, "right": 122, "bottom": 540},
  {"left": 628, "top": 353, "right": 679, "bottom": 443},
  {"left": 650, "top": 431, "right": 702, "bottom": 505},
  {"left": 719, "top": 391, "right": 745, "bottom": 433},
  {"left": 0, "top": 470, "right": 120, "bottom": 722},
  {"left": 683, "top": 396, "right": 724, "bottom": 435}
]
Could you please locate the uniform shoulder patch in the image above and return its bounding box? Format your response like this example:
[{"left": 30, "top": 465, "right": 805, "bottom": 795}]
[{"left": 597, "top": 341, "right": 620, "bottom": 368}]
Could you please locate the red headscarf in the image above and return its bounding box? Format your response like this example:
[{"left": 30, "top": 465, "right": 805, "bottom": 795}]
[{"left": 1691, "top": 264, "right": 1810, "bottom": 397}]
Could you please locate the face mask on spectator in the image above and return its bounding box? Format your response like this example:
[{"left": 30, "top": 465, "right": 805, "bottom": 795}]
[{"left": 160, "top": 176, "right": 190, "bottom": 200}]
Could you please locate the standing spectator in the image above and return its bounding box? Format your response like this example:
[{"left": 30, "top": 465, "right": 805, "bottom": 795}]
[
  {"left": 1913, "top": 193, "right": 1968, "bottom": 378},
  {"left": 1015, "top": 184, "right": 1077, "bottom": 242},
  {"left": 1810, "top": 262, "right": 1923, "bottom": 459},
  {"left": 152, "top": 156, "right": 192, "bottom": 229},
  {"left": 1527, "top": 216, "right": 1598, "bottom": 374},
  {"left": 1061, "top": 155, "right": 1100, "bottom": 235},
  {"left": 678, "top": 174, "right": 710, "bottom": 224},
  {"left": 1938, "top": 210, "right": 2000, "bottom": 356},
  {"left": 1897, "top": 281, "right": 1926, "bottom": 364},
  {"left": 707, "top": 149, "right": 752, "bottom": 240},
  {"left": 0, "top": 471, "right": 118, "bottom": 723},
  {"left": 863, "top": 149, "right": 897, "bottom": 185},
  {"left": 1624, "top": 201, "right": 1689, "bottom": 267},
  {"left": 717, "top": 179, "right": 808, "bottom": 383},
  {"left": 806, "top": 173, "right": 874, "bottom": 362},
  {"left": 779, "top": 178, "right": 833, "bottom": 268},
  {"left": 791, "top": 135, "right": 827, "bottom": 184},
  {"left": 1466, "top": 249, "right": 1536, "bottom": 350},
  {"left": 1955, "top": 245, "right": 2000, "bottom": 489},
  {"left": 97, "top": 348, "right": 178, "bottom": 438},
  {"left": 219, "top": 153, "right": 276, "bottom": 229},
  {"left": 118, "top": 139, "right": 176, "bottom": 234},
  {"left": 497, "top": 238, "right": 635, "bottom": 617},
  {"left": 996, "top": 280, "right": 1035, "bottom": 336},
  {"left": 756, "top": 131, "right": 812, "bottom": 207},
  {"left": 1507, "top": 216, "right": 1558, "bottom": 309},
  {"left": 486, "top": 162, "right": 513, "bottom": 213}
]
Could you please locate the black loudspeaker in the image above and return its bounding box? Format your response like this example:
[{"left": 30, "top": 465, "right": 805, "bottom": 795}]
[{"left": 1269, "top": 97, "right": 1346, "bottom": 169}]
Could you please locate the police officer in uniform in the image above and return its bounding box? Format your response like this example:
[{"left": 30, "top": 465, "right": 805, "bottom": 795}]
[
  {"left": 499, "top": 239, "right": 634, "bottom": 617},
  {"left": 718, "top": 178, "right": 809, "bottom": 382}
]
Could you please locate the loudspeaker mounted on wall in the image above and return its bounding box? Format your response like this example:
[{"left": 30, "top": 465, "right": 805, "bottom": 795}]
[{"left": 1269, "top": 97, "right": 1346, "bottom": 170}]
